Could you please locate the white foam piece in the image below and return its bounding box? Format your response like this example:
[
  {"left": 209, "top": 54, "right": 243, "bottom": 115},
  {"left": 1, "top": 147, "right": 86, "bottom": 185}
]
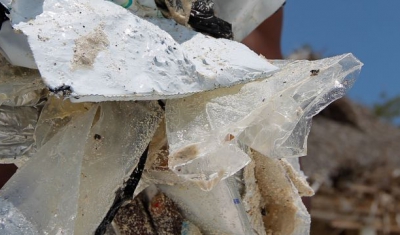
[{"left": 13, "top": 0, "right": 277, "bottom": 102}]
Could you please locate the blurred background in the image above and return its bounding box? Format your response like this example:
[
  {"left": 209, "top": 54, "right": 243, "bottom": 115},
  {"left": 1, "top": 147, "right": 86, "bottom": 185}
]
[
  {"left": 283, "top": 0, "right": 400, "bottom": 125},
  {"left": 282, "top": 1, "right": 400, "bottom": 234}
]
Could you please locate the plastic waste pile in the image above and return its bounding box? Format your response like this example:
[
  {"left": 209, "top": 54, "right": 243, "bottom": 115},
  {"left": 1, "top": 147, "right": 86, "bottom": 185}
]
[{"left": 0, "top": 0, "right": 362, "bottom": 234}]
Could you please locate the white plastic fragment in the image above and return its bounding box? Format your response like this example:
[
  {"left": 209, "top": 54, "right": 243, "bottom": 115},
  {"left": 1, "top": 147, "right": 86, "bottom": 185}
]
[
  {"left": 12, "top": 0, "right": 277, "bottom": 102},
  {"left": 166, "top": 53, "right": 362, "bottom": 189}
]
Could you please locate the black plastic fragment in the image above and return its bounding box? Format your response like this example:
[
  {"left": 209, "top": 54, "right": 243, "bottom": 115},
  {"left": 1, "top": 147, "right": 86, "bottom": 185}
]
[
  {"left": 0, "top": 3, "right": 10, "bottom": 30},
  {"left": 95, "top": 146, "right": 149, "bottom": 235},
  {"left": 48, "top": 84, "right": 73, "bottom": 96},
  {"left": 188, "top": 0, "right": 233, "bottom": 39}
]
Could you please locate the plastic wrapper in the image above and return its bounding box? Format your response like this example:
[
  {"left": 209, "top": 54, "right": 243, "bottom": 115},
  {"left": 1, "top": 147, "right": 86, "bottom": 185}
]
[
  {"left": 166, "top": 54, "right": 363, "bottom": 189},
  {"left": 10, "top": 0, "right": 277, "bottom": 102}
]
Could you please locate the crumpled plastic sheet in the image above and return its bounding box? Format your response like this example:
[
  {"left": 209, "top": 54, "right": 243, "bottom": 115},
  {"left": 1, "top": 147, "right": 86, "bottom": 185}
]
[
  {"left": 9, "top": 0, "right": 277, "bottom": 102},
  {"left": 0, "top": 106, "right": 38, "bottom": 165},
  {"left": 0, "top": 54, "right": 44, "bottom": 106},
  {"left": 0, "top": 54, "right": 44, "bottom": 165},
  {"left": 0, "top": 100, "right": 163, "bottom": 234},
  {"left": 166, "top": 53, "right": 363, "bottom": 190}
]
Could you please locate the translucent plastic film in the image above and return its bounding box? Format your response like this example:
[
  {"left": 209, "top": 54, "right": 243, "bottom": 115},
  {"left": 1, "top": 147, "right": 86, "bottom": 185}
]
[
  {"left": 0, "top": 99, "right": 163, "bottom": 234},
  {"left": 158, "top": 177, "right": 252, "bottom": 235},
  {"left": 166, "top": 54, "right": 363, "bottom": 189},
  {"left": 0, "top": 104, "right": 97, "bottom": 234}
]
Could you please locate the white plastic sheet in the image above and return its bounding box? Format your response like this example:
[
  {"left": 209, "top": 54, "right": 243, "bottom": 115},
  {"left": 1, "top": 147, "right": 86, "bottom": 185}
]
[{"left": 11, "top": 0, "right": 277, "bottom": 102}]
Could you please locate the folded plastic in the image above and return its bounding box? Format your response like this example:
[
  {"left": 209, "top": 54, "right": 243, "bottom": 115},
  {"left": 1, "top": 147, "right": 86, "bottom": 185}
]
[{"left": 166, "top": 54, "right": 363, "bottom": 189}]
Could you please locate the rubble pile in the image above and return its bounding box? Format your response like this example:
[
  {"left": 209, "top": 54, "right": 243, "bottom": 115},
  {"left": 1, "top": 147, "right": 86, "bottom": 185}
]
[
  {"left": 0, "top": 0, "right": 362, "bottom": 234},
  {"left": 303, "top": 98, "right": 400, "bottom": 234}
]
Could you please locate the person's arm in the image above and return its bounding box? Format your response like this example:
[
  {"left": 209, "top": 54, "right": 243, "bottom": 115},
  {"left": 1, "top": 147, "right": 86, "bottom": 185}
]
[{"left": 241, "top": 7, "right": 284, "bottom": 59}]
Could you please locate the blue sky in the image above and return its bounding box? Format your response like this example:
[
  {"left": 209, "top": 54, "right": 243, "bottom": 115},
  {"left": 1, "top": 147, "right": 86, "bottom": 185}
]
[{"left": 282, "top": 1, "right": 400, "bottom": 107}]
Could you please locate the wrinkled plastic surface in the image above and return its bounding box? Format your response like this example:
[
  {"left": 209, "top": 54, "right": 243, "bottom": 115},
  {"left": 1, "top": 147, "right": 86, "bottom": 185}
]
[
  {"left": 166, "top": 54, "right": 363, "bottom": 189},
  {"left": 12, "top": 0, "right": 277, "bottom": 102},
  {"left": 0, "top": 106, "right": 38, "bottom": 165},
  {"left": 0, "top": 54, "right": 43, "bottom": 165},
  {"left": 0, "top": 54, "right": 44, "bottom": 106}
]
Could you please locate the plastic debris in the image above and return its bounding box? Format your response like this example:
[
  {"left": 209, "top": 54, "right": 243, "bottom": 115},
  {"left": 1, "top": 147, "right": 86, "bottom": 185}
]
[
  {"left": 166, "top": 54, "right": 362, "bottom": 189},
  {"left": 0, "top": 54, "right": 44, "bottom": 165},
  {"left": 0, "top": 0, "right": 363, "bottom": 234},
  {"left": 159, "top": 178, "right": 253, "bottom": 235},
  {"left": 9, "top": 0, "right": 276, "bottom": 102}
]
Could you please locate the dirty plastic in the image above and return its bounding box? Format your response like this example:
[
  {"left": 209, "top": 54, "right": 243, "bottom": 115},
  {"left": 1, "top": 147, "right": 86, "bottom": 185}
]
[
  {"left": 251, "top": 150, "right": 311, "bottom": 235},
  {"left": 0, "top": 100, "right": 163, "bottom": 234},
  {"left": 0, "top": 54, "right": 44, "bottom": 165},
  {"left": 0, "top": 54, "right": 44, "bottom": 106},
  {"left": 12, "top": 0, "right": 277, "bottom": 102},
  {"left": 158, "top": 176, "right": 254, "bottom": 235},
  {"left": 0, "top": 105, "right": 97, "bottom": 235},
  {"left": 0, "top": 106, "right": 38, "bottom": 165},
  {"left": 166, "top": 54, "right": 363, "bottom": 189}
]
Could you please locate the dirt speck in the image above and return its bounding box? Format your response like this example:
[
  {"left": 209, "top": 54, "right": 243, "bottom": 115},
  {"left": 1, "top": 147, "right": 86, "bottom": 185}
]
[
  {"left": 72, "top": 25, "right": 109, "bottom": 70},
  {"left": 169, "top": 144, "right": 199, "bottom": 166}
]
